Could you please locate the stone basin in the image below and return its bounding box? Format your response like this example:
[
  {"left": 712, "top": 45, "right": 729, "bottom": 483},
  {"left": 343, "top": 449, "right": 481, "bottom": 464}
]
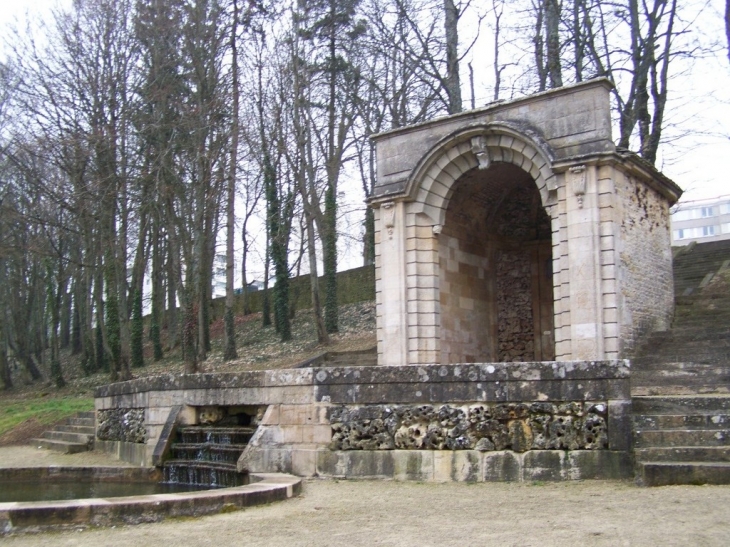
[{"left": 0, "top": 466, "right": 301, "bottom": 535}]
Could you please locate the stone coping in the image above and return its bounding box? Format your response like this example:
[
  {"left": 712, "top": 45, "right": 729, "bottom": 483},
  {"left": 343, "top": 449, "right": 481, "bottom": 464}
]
[
  {"left": 95, "top": 360, "right": 630, "bottom": 398},
  {"left": 0, "top": 469, "right": 302, "bottom": 535}
]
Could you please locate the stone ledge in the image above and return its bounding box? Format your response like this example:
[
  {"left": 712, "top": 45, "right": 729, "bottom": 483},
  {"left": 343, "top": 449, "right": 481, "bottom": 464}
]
[
  {"left": 94, "top": 361, "right": 630, "bottom": 398},
  {"left": 315, "top": 449, "right": 631, "bottom": 482},
  {"left": 312, "top": 361, "right": 630, "bottom": 386}
]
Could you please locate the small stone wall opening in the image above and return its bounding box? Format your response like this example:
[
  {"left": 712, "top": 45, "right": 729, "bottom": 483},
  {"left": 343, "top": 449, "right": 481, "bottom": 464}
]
[
  {"left": 193, "top": 405, "right": 265, "bottom": 426},
  {"left": 439, "top": 163, "right": 554, "bottom": 363}
]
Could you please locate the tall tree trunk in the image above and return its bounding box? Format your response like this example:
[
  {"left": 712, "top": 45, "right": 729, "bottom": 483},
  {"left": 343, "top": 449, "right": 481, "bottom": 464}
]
[
  {"left": 224, "top": 0, "right": 240, "bottom": 361},
  {"left": 0, "top": 257, "right": 12, "bottom": 390},
  {"left": 545, "top": 0, "right": 563, "bottom": 88},
  {"left": 166, "top": 240, "right": 179, "bottom": 350},
  {"left": 150, "top": 221, "right": 164, "bottom": 360},
  {"left": 60, "top": 286, "right": 71, "bottom": 349},
  {"left": 0, "top": 323, "right": 10, "bottom": 390},
  {"left": 305, "top": 210, "right": 329, "bottom": 345},
  {"left": 444, "top": 0, "right": 462, "bottom": 113}
]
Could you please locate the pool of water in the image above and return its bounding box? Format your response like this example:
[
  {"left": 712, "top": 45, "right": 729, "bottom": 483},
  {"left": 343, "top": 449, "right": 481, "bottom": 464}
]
[{"left": 0, "top": 481, "right": 220, "bottom": 503}]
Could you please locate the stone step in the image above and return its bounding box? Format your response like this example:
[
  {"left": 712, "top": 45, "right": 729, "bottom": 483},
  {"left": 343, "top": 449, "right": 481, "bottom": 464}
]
[
  {"left": 65, "top": 416, "right": 95, "bottom": 427},
  {"left": 632, "top": 385, "right": 730, "bottom": 397},
  {"left": 634, "top": 429, "right": 730, "bottom": 448},
  {"left": 634, "top": 358, "right": 730, "bottom": 370},
  {"left": 325, "top": 357, "right": 378, "bottom": 367},
  {"left": 674, "top": 311, "right": 730, "bottom": 322},
  {"left": 638, "top": 328, "right": 730, "bottom": 344},
  {"left": 162, "top": 459, "right": 247, "bottom": 487},
  {"left": 53, "top": 424, "right": 96, "bottom": 435},
  {"left": 631, "top": 361, "right": 730, "bottom": 372},
  {"left": 631, "top": 376, "right": 730, "bottom": 390},
  {"left": 643, "top": 337, "right": 730, "bottom": 350},
  {"left": 636, "top": 342, "right": 730, "bottom": 356},
  {"left": 634, "top": 446, "right": 730, "bottom": 462},
  {"left": 632, "top": 396, "right": 730, "bottom": 415},
  {"left": 177, "top": 427, "right": 255, "bottom": 445},
  {"left": 171, "top": 443, "right": 248, "bottom": 465},
  {"left": 324, "top": 348, "right": 377, "bottom": 367},
  {"left": 637, "top": 462, "right": 730, "bottom": 486},
  {"left": 40, "top": 430, "right": 94, "bottom": 444},
  {"left": 674, "top": 310, "right": 730, "bottom": 321},
  {"left": 631, "top": 367, "right": 730, "bottom": 380},
  {"left": 30, "top": 438, "right": 91, "bottom": 454},
  {"left": 633, "top": 414, "right": 730, "bottom": 430}
]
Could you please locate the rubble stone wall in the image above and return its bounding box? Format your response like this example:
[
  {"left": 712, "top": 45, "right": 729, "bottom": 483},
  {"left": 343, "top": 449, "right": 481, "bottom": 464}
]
[
  {"left": 329, "top": 402, "right": 607, "bottom": 452},
  {"left": 96, "top": 408, "right": 147, "bottom": 443},
  {"left": 612, "top": 167, "right": 675, "bottom": 356},
  {"left": 496, "top": 250, "right": 534, "bottom": 361}
]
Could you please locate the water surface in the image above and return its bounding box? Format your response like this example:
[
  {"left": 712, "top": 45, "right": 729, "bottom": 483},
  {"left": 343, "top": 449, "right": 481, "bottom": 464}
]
[{"left": 0, "top": 481, "right": 222, "bottom": 503}]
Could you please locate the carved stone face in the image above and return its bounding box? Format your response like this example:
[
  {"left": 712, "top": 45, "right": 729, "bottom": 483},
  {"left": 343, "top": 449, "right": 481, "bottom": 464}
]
[{"left": 198, "top": 406, "right": 224, "bottom": 425}]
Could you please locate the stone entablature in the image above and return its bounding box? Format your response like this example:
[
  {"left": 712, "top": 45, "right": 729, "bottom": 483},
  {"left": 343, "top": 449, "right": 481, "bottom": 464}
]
[
  {"left": 95, "top": 362, "right": 631, "bottom": 481},
  {"left": 369, "top": 79, "right": 682, "bottom": 365}
]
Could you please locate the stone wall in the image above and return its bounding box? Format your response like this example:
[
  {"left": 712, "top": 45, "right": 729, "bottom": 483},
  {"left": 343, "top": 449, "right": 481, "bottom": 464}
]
[
  {"left": 439, "top": 225, "right": 493, "bottom": 364},
  {"left": 496, "top": 250, "right": 534, "bottom": 361},
  {"left": 329, "top": 402, "right": 608, "bottom": 452},
  {"left": 97, "top": 408, "right": 146, "bottom": 443},
  {"left": 211, "top": 264, "right": 375, "bottom": 319},
  {"left": 95, "top": 361, "right": 632, "bottom": 482},
  {"left": 613, "top": 167, "right": 674, "bottom": 356}
]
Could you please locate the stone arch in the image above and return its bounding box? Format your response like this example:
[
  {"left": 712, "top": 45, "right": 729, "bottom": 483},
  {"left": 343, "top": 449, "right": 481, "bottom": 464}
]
[
  {"left": 405, "top": 123, "right": 558, "bottom": 227},
  {"left": 401, "top": 123, "right": 559, "bottom": 364}
]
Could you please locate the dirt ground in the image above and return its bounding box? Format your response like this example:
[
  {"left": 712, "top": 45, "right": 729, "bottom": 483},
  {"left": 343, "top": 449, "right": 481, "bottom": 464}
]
[{"left": 2, "top": 447, "right": 729, "bottom": 546}]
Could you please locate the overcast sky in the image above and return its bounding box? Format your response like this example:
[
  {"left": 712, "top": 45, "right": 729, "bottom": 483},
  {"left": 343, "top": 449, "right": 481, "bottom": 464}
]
[{"left": 2, "top": 0, "right": 729, "bottom": 206}]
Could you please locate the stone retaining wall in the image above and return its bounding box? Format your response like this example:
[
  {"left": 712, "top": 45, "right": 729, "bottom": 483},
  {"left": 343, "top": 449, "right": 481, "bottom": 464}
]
[{"left": 94, "top": 361, "right": 632, "bottom": 481}]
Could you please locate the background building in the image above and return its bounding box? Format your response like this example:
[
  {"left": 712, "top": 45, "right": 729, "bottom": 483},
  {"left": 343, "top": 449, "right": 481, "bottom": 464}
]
[{"left": 671, "top": 195, "right": 730, "bottom": 246}]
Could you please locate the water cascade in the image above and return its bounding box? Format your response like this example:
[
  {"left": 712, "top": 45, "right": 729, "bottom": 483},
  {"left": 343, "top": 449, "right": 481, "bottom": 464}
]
[{"left": 162, "top": 425, "right": 255, "bottom": 487}]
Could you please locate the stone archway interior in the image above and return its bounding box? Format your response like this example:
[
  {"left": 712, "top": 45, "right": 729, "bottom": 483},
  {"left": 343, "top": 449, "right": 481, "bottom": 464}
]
[{"left": 439, "top": 162, "right": 554, "bottom": 364}]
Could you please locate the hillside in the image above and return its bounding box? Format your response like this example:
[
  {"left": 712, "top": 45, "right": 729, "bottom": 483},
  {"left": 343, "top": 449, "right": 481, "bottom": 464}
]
[{"left": 0, "top": 301, "right": 375, "bottom": 412}]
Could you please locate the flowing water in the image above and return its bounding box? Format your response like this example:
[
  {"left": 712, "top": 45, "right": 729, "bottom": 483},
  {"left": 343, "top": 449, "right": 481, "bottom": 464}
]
[{"left": 162, "top": 426, "right": 254, "bottom": 487}]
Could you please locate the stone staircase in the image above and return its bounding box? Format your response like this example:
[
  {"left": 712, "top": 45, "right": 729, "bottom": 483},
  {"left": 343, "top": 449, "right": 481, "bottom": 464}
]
[
  {"left": 323, "top": 347, "right": 377, "bottom": 367},
  {"left": 31, "top": 411, "right": 95, "bottom": 454},
  {"left": 296, "top": 346, "right": 377, "bottom": 368},
  {"left": 632, "top": 240, "right": 730, "bottom": 486}
]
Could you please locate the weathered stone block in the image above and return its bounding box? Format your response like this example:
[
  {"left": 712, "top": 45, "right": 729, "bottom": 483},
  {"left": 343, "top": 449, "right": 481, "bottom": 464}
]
[
  {"left": 523, "top": 450, "right": 565, "bottom": 481},
  {"left": 245, "top": 447, "right": 292, "bottom": 474},
  {"left": 483, "top": 451, "right": 521, "bottom": 482},
  {"left": 317, "top": 451, "right": 395, "bottom": 479},
  {"left": 291, "top": 448, "right": 318, "bottom": 477},
  {"left": 566, "top": 450, "right": 632, "bottom": 480},
  {"left": 392, "top": 450, "right": 434, "bottom": 481},
  {"left": 607, "top": 399, "right": 632, "bottom": 451}
]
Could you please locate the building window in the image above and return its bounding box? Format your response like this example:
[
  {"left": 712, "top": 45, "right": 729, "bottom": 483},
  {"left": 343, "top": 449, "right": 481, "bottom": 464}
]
[
  {"left": 674, "top": 229, "right": 685, "bottom": 240},
  {"left": 702, "top": 225, "right": 715, "bottom": 236},
  {"left": 701, "top": 206, "right": 715, "bottom": 218}
]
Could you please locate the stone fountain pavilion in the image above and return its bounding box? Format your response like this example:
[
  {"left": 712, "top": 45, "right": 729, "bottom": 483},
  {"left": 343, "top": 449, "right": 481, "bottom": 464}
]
[{"left": 94, "top": 79, "right": 683, "bottom": 483}]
